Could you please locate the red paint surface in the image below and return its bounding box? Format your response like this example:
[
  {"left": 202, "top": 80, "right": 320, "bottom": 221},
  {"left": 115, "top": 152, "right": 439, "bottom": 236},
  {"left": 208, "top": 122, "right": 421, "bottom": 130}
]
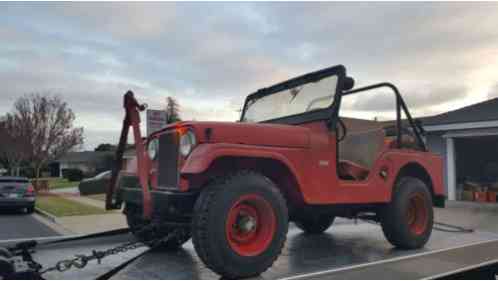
[
  {"left": 225, "top": 194, "right": 276, "bottom": 256},
  {"left": 138, "top": 119, "right": 444, "bottom": 206},
  {"left": 177, "top": 120, "right": 443, "bottom": 205},
  {"left": 407, "top": 192, "right": 429, "bottom": 235}
]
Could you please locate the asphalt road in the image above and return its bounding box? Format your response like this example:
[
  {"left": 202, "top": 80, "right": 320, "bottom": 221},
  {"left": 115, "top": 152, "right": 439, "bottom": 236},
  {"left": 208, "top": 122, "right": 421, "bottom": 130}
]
[{"left": 0, "top": 209, "right": 59, "bottom": 240}]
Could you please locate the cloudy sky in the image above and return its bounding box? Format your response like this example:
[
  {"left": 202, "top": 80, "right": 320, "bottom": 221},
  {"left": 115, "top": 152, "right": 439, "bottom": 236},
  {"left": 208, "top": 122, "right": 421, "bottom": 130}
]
[{"left": 1, "top": 2, "right": 498, "bottom": 150}]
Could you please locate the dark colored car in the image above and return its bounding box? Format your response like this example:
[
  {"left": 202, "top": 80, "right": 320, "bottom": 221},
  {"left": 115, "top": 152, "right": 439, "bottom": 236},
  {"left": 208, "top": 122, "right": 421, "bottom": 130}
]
[
  {"left": 78, "top": 171, "right": 111, "bottom": 196},
  {"left": 0, "top": 177, "right": 36, "bottom": 213}
]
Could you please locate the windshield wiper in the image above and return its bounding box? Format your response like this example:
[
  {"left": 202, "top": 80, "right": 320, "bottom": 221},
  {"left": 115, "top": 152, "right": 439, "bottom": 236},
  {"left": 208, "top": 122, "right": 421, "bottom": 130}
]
[{"left": 288, "top": 87, "right": 302, "bottom": 104}]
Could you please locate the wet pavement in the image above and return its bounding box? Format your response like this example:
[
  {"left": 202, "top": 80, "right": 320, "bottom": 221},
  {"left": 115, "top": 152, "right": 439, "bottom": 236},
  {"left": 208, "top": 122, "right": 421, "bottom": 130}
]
[{"left": 0, "top": 209, "right": 59, "bottom": 240}]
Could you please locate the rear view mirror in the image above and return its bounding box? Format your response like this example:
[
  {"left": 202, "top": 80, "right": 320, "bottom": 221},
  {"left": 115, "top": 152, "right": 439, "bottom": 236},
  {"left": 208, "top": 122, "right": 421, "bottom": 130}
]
[{"left": 343, "top": 76, "right": 355, "bottom": 91}]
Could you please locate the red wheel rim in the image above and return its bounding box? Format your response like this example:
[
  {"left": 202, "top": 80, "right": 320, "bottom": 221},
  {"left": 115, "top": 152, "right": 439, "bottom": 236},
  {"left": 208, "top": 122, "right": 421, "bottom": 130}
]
[
  {"left": 225, "top": 194, "right": 276, "bottom": 256},
  {"left": 406, "top": 192, "right": 428, "bottom": 235}
]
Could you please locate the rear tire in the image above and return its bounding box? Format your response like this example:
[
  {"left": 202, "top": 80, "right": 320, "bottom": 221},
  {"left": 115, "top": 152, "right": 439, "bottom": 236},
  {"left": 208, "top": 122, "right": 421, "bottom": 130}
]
[
  {"left": 295, "top": 215, "right": 335, "bottom": 234},
  {"left": 192, "top": 171, "right": 288, "bottom": 279},
  {"left": 124, "top": 204, "right": 191, "bottom": 250},
  {"left": 26, "top": 206, "right": 35, "bottom": 214},
  {"left": 380, "top": 176, "right": 433, "bottom": 249}
]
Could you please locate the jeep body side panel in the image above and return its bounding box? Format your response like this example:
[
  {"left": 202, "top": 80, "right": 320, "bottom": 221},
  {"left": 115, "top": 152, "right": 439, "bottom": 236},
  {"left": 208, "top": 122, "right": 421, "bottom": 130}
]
[
  {"left": 181, "top": 119, "right": 443, "bottom": 205},
  {"left": 181, "top": 142, "right": 309, "bottom": 187},
  {"left": 180, "top": 121, "right": 337, "bottom": 204},
  {"left": 332, "top": 150, "right": 444, "bottom": 204}
]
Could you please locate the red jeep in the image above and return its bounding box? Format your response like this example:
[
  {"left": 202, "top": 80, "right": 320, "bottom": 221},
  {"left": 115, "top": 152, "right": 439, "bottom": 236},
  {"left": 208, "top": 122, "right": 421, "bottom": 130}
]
[{"left": 107, "top": 65, "right": 445, "bottom": 278}]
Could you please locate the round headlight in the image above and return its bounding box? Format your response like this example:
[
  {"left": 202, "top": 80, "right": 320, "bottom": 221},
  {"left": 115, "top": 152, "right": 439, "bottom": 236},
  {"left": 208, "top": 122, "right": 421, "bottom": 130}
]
[
  {"left": 147, "top": 138, "right": 159, "bottom": 160},
  {"left": 179, "top": 130, "right": 196, "bottom": 157}
]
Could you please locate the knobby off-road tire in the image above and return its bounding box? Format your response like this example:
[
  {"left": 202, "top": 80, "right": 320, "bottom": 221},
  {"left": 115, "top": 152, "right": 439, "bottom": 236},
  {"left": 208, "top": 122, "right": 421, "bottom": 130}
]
[
  {"left": 295, "top": 215, "right": 335, "bottom": 234},
  {"left": 380, "top": 176, "right": 433, "bottom": 249},
  {"left": 124, "top": 204, "right": 191, "bottom": 250},
  {"left": 192, "top": 171, "right": 289, "bottom": 279}
]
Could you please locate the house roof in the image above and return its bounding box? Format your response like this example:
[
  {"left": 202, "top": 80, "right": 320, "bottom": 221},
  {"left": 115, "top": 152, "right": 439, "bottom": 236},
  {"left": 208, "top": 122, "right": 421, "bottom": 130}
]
[
  {"left": 422, "top": 97, "right": 498, "bottom": 126},
  {"left": 58, "top": 151, "right": 114, "bottom": 164}
]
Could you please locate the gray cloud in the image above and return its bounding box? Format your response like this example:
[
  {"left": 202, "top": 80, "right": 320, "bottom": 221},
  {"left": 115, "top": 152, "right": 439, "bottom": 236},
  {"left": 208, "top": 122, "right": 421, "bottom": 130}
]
[
  {"left": 488, "top": 83, "right": 498, "bottom": 99},
  {"left": 343, "top": 85, "right": 468, "bottom": 112},
  {"left": 1, "top": 2, "right": 498, "bottom": 149}
]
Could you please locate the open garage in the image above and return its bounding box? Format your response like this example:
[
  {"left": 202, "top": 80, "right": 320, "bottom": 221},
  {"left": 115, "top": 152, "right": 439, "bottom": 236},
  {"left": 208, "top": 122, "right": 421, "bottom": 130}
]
[
  {"left": 455, "top": 136, "right": 498, "bottom": 201},
  {"left": 424, "top": 97, "right": 498, "bottom": 203}
]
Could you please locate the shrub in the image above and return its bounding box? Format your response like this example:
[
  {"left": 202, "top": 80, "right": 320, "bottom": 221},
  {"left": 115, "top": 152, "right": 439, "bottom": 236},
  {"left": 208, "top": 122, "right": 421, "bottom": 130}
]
[{"left": 63, "top": 169, "right": 84, "bottom": 182}]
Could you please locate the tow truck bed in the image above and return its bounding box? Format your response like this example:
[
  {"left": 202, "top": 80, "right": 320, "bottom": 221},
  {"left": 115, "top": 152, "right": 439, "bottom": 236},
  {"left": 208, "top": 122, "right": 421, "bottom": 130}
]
[
  {"left": 112, "top": 222, "right": 498, "bottom": 280},
  {"left": 2, "top": 217, "right": 498, "bottom": 280}
]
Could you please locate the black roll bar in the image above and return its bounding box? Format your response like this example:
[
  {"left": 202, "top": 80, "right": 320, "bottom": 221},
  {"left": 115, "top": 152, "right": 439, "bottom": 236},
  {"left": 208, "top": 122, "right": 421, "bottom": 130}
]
[{"left": 342, "top": 82, "right": 427, "bottom": 151}]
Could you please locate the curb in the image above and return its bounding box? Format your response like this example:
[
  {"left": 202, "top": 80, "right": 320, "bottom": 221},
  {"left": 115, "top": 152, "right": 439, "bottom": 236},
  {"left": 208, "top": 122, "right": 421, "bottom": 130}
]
[{"left": 35, "top": 207, "right": 58, "bottom": 224}]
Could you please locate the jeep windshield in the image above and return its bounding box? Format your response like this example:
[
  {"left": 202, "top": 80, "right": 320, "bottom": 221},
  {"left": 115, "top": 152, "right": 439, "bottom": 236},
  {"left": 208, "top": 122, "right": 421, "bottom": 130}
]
[{"left": 241, "top": 74, "right": 338, "bottom": 123}]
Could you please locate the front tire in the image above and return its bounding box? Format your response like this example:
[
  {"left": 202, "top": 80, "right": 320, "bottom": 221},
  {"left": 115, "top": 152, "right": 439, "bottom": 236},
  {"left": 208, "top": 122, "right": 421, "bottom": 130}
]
[
  {"left": 192, "top": 171, "right": 288, "bottom": 278},
  {"left": 124, "top": 204, "right": 191, "bottom": 250},
  {"left": 295, "top": 215, "right": 335, "bottom": 234},
  {"left": 380, "top": 176, "right": 433, "bottom": 249}
]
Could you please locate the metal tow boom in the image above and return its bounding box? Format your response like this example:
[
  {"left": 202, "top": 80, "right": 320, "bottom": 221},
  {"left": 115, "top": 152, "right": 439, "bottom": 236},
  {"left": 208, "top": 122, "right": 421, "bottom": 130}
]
[{"left": 105, "top": 90, "right": 152, "bottom": 219}]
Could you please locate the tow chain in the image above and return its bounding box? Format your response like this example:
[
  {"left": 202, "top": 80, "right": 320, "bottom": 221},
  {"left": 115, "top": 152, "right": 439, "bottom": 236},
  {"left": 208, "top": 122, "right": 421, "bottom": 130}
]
[
  {"left": 38, "top": 227, "right": 179, "bottom": 276},
  {"left": 2, "top": 225, "right": 182, "bottom": 279},
  {"left": 38, "top": 240, "right": 144, "bottom": 274}
]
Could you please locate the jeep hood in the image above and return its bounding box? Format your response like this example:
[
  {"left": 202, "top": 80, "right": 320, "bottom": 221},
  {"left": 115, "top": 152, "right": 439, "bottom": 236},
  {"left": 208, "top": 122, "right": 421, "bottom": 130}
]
[{"left": 168, "top": 121, "right": 310, "bottom": 148}]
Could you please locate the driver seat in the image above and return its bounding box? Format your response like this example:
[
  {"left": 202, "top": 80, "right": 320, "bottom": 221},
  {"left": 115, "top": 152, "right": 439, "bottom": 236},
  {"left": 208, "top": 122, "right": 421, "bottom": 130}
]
[{"left": 338, "top": 129, "right": 385, "bottom": 180}]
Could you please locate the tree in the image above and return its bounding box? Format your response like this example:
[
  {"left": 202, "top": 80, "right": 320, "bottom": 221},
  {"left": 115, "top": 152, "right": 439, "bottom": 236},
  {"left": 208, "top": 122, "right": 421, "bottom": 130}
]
[
  {"left": 0, "top": 115, "right": 29, "bottom": 176},
  {"left": 165, "top": 96, "right": 181, "bottom": 123},
  {"left": 94, "top": 143, "right": 116, "bottom": 152},
  {"left": 10, "top": 94, "right": 84, "bottom": 178}
]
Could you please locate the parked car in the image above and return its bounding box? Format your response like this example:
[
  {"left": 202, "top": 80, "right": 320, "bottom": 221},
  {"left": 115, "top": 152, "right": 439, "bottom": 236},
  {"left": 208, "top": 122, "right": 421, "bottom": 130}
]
[
  {"left": 78, "top": 171, "right": 111, "bottom": 196},
  {"left": 0, "top": 176, "right": 36, "bottom": 213}
]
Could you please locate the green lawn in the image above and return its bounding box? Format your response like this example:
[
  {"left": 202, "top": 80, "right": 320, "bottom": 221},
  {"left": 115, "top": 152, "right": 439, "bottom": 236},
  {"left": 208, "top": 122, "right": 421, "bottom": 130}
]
[
  {"left": 36, "top": 195, "right": 107, "bottom": 217},
  {"left": 34, "top": 177, "right": 80, "bottom": 190}
]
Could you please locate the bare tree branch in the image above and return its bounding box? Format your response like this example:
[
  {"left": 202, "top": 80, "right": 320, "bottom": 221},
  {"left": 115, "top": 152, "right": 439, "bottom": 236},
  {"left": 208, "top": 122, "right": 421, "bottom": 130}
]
[
  {"left": 0, "top": 115, "right": 30, "bottom": 176},
  {"left": 9, "top": 93, "right": 84, "bottom": 178}
]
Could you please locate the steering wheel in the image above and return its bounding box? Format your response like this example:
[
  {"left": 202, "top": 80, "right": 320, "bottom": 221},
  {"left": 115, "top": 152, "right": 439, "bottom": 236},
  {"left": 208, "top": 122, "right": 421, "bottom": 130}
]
[{"left": 337, "top": 118, "right": 347, "bottom": 142}]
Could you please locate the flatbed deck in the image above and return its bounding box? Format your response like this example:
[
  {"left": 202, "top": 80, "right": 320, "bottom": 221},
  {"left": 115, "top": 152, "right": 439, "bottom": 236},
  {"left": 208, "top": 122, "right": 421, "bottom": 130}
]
[{"left": 2, "top": 216, "right": 498, "bottom": 280}]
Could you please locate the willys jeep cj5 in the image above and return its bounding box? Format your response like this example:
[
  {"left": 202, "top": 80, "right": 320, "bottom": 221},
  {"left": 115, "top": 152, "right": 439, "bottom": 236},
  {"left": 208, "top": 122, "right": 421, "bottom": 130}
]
[{"left": 106, "top": 65, "right": 445, "bottom": 278}]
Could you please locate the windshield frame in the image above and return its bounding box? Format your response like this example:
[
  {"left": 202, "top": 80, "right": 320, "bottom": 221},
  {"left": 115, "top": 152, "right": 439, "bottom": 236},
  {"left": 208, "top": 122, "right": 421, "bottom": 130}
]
[{"left": 240, "top": 65, "right": 346, "bottom": 125}]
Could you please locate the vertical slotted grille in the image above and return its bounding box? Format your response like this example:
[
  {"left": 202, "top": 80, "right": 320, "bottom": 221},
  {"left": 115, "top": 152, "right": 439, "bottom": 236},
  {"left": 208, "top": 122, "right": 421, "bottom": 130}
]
[{"left": 157, "top": 131, "right": 179, "bottom": 189}]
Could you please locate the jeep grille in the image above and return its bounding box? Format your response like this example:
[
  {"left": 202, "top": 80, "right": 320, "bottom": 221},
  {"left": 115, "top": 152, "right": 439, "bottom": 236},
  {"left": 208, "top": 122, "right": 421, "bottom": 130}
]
[{"left": 157, "top": 130, "right": 180, "bottom": 189}]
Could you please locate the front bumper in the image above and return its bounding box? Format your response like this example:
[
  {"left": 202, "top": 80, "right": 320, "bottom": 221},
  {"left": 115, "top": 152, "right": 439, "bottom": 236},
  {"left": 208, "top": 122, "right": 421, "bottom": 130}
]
[
  {"left": 0, "top": 197, "right": 35, "bottom": 208},
  {"left": 121, "top": 188, "right": 197, "bottom": 218}
]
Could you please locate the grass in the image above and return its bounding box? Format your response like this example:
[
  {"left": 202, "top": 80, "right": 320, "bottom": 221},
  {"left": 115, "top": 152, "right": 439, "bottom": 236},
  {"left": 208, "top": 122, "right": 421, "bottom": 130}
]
[
  {"left": 35, "top": 195, "right": 107, "bottom": 217},
  {"left": 33, "top": 177, "right": 80, "bottom": 190}
]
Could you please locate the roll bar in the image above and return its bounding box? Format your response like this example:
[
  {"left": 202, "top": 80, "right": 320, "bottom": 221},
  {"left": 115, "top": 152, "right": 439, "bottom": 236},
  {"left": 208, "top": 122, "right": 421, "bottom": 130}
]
[{"left": 341, "top": 83, "right": 427, "bottom": 151}]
